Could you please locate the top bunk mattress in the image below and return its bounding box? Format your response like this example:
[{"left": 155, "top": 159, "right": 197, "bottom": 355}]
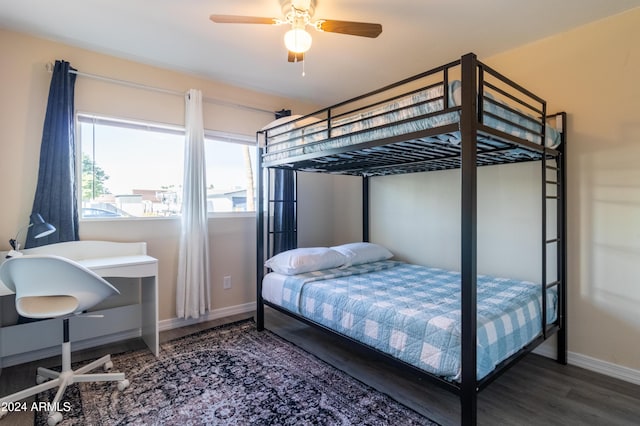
[{"left": 260, "top": 80, "right": 562, "bottom": 173}]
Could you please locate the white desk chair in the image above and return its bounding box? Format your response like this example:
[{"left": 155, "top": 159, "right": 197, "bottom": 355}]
[{"left": 0, "top": 255, "right": 130, "bottom": 426}]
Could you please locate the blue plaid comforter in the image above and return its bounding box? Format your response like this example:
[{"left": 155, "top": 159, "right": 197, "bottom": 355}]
[{"left": 281, "top": 260, "right": 557, "bottom": 381}]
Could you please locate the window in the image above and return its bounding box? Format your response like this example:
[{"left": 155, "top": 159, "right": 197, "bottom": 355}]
[
  {"left": 78, "top": 114, "right": 256, "bottom": 218},
  {"left": 203, "top": 132, "right": 257, "bottom": 213}
]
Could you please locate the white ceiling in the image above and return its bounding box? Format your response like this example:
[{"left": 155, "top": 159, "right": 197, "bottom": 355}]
[{"left": 1, "top": 0, "right": 639, "bottom": 105}]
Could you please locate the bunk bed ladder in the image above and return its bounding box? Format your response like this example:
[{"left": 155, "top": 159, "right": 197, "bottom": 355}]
[
  {"left": 541, "top": 113, "right": 567, "bottom": 362},
  {"left": 542, "top": 153, "right": 557, "bottom": 338}
]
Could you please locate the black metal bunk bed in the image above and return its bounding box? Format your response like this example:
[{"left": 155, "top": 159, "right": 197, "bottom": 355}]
[{"left": 255, "top": 53, "right": 567, "bottom": 426}]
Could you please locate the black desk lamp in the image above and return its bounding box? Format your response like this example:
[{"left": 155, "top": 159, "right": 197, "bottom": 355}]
[{"left": 7, "top": 213, "right": 56, "bottom": 256}]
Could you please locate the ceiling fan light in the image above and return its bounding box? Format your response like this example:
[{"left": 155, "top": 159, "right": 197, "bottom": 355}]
[{"left": 284, "top": 28, "right": 312, "bottom": 53}]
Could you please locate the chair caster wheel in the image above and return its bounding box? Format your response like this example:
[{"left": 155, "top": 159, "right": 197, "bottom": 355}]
[
  {"left": 103, "top": 361, "right": 113, "bottom": 371},
  {"left": 47, "top": 411, "right": 63, "bottom": 426},
  {"left": 117, "top": 379, "right": 130, "bottom": 391},
  {"left": 36, "top": 374, "right": 48, "bottom": 384}
]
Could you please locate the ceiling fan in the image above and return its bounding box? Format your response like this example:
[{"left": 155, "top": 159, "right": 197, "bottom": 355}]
[{"left": 210, "top": 0, "right": 383, "bottom": 62}]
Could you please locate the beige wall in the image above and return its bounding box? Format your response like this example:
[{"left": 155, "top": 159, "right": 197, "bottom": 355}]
[
  {"left": 298, "top": 172, "right": 363, "bottom": 247},
  {"left": 486, "top": 8, "right": 640, "bottom": 372},
  {"left": 370, "top": 162, "right": 545, "bottom": 282},
  {"left": 366, "top": 9, "right": 640, "bottom": 371},
  {"left": 0, "top": 29, "right": 326, "bottom": 322}
]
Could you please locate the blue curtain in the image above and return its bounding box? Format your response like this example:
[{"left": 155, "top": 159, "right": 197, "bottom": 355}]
[
  {"left": 273, "top": 109, "right": 297, "bottom": 254},
  {"left": 26, "top": 60, "right": 79, "bottom": 248}
]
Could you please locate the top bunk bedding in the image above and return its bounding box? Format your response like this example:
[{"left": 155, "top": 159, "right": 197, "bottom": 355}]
[{"left": 258, "top": 54, "right": 563, "bottom": 176}]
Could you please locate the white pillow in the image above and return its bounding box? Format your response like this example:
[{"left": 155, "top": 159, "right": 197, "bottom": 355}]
[
  {"left": 265, "top": 247, "right": 347, "bottom": 275},
  {"left": 331, "top": 242, "right": 393, "bottom": 266}
]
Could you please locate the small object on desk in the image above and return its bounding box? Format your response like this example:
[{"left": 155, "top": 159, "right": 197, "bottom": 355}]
[
  {"left": 5, "top": 250, "right": 23, "bottom": 259},
  {"left": 7, "top": 212, "right": 56, "bottom": 255}
]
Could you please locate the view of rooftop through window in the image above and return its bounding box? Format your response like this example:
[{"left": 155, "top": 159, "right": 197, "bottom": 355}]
[{"left": 79, "top": 115, "right": 256, "bottom": 218}]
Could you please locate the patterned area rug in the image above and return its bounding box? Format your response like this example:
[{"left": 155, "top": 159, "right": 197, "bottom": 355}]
[{"left": 36, "top": 319, "right": 437, "bottom": 425}]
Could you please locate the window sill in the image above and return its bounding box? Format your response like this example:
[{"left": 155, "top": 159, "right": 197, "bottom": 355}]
[{"left": 80, "top": 212, "right": 257, "bottom": 222}]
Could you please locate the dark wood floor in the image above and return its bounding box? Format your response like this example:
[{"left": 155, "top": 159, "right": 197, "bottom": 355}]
[
  {"left": 2, "top": 309, "right": 639, "bottom": 425},
  {"left": 264, "top": 307, "right": 640, "bottom": 426},
  {"left": 0, "top": 312, "right": 253, "bottom": 426}
]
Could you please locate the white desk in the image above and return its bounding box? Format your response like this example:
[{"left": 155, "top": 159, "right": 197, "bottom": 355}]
[{"left": 0, "top": 241, "right": 159, "bottom": 368}]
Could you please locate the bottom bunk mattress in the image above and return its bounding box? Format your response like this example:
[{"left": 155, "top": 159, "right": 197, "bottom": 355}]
[{"left": 262, "top": 260, "right": 557, "bottom": 381}]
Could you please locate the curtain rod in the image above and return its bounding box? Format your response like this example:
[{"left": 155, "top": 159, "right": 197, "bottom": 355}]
[{"left": 45, "top": 62, "right": 275, "bottom": 116}]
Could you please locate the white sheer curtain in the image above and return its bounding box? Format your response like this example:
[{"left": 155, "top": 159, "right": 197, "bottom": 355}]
[{"left": 176, "top": 89, "right": 211, "bottom": 319}]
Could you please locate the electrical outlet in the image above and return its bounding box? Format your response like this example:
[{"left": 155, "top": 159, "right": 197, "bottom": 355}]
[{"left": 223, "top": 276, "right": 232, "bottom": 290}]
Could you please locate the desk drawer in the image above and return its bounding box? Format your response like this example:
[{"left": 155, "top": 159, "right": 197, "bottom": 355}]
[
  {"left": 70, "top": 304, "right": 141, "bottom": 341},
  {"left": 0, "top": 304, "right": 142, "bottom": 367},
  {"left": 0, "top": 318, "right": 61, "bottom": 357}
]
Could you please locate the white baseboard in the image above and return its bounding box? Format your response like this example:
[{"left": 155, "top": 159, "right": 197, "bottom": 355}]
[
  {"left": 534, "top": 345, "right": 640, "bottom": 386},
  {"left": 570, "top": 352, "right": 640, "bottom": 386},
  {"left": 158, "top": 302, "right": 256, "bottom": 332}
]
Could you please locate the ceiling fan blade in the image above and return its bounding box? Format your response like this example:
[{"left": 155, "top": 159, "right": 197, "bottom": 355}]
[
  {"left": 288, "top": 51, "right": 304, "bottom": 63},
  {"left": 316, "top": 20, "right": 382, "bottom": 38},
  {"left": 209, "top": 15, "right": 278, "bottom": 25}
]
